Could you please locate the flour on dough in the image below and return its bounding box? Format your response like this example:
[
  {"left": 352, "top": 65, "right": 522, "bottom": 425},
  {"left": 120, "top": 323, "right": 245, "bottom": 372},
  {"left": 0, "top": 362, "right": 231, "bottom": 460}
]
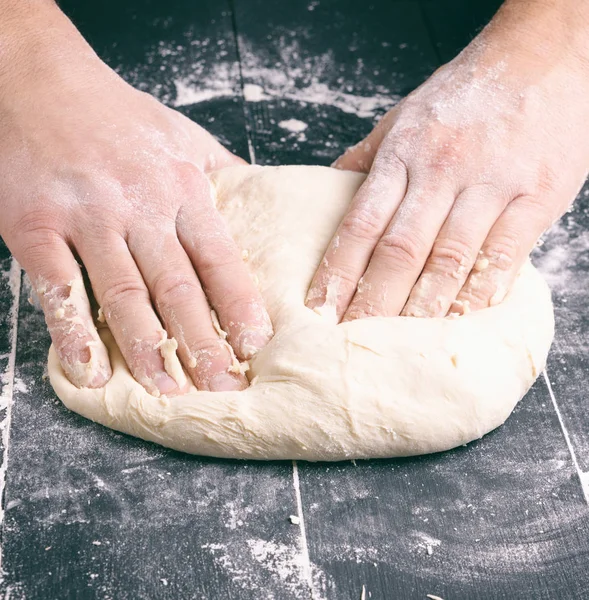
[{"left": 48, "top": 166, "right": 554, "bottom": 461}]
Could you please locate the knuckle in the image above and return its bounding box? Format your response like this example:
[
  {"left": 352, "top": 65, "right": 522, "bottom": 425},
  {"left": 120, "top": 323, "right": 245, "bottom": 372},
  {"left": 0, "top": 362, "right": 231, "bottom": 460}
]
[
  {"left": 191, "top": 337, "right": 226, "bottom": 359},
  {"left": 374, "top": 231, "right": 422, "bottom": 271},
  {"left": 515, "top": 194, "right": 555, "bottom": 228},
  {"left": 311, "top": 262, "right": 360, "bottom": 304},
  {"left": 340, "top": 206, "right": 384, "bottom": 244},
  {"left": 427, "top": 237, "right": 473, "bottom": 278},
  {"left": 459, "top": 262, "right": 508, "bottom": 311},
  {"left": 459, "top": 281, "right": 495, "bottom": 309},
  {"left": 533, "top": 164, "right": 560, "bottom": 197},
  {"left": 12, "top": 208, "right": 62, "bottom": 241},
  {"left": 464, "top": 181, "right": 510, "bottom": 205},
  {"left": 196, "top": 250, "right": 243, "bottom": 280},
  {"left": 483, "top": 235, "right": 520, "bottom": 272},
  {"left": 425, "top": 145, "right": 462, "bottom": 173},
  {"left": 220, "top": 294, "right": 262, "bottom": 319},
  {"left": 152, "top": 273, "right": 201, "bottom": 309},
  {"left": 374, "top": 144, "right": 409, "bottom": 174},
  {"left": 188, "top": 338, "right": 231, "bottom": 381},
  {"left": 101, "top": 277, "right": 150, "bottom": 314},
  {"left": 171, "top": 160, "right": 206, "bottom": 187},
  {"left": 22, "top": 236, "right": 63, "bottom": 270}
]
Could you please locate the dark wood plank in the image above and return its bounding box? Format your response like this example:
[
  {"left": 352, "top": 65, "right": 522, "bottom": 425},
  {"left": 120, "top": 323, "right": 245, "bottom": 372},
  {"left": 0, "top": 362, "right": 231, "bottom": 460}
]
[
  {"left": 234, "top": 0, "right": 439, "bottom": 166},
  {"left": 0, "top": 2, "right": 304, "bottom": 598},
  {"left": 534, "top": 186, "right": 589, "bottom": 472},
  {"left": 0, "top": 243, "right": 20, "bottom": 527},
  {"left": 420, "top": 0, "right": 503, "bottom": 63}
]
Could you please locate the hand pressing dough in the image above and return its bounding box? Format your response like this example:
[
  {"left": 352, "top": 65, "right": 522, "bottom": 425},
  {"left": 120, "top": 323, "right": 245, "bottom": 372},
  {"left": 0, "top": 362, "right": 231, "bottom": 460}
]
[{"left": 48, "top": 165, "right": 554, "bottom": 461}]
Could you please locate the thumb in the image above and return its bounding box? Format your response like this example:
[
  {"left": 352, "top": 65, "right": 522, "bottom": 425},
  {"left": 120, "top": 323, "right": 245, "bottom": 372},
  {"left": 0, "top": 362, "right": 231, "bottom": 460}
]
[
  {"left": 201, "top": 136, "right": 248, "bottom": 173},
  {"left": 333, "top": 103, "right": 402, "bottom": 173},
  {"left": 187, "top": 120, "right": 248, "bottom": 173}
]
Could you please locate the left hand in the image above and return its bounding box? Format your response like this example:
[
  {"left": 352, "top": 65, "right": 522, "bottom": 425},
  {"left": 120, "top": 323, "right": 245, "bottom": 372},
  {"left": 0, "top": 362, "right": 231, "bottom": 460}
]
[{"left": 306, "top": 2, "right": 589, "bottom": 320}]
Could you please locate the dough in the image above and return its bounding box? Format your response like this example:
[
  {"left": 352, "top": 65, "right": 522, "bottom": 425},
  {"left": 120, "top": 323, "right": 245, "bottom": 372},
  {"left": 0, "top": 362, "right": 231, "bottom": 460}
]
[{"left": 48, "top": 166, "right": 554, "bottom": 461}]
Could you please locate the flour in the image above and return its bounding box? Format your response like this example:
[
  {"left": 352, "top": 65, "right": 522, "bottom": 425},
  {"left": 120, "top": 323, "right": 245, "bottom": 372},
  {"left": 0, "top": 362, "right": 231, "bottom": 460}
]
[
  {"left": 201, "top": 538, "right": 327, "bottom": 599},
  {"left": 533, "top": 213, "right": 589, "bottom": 297},
  {"left": 223, "top": 499, "right": 254, "bottom": 530},
  {"left": 243, "top": 83, "right": 268, "bottom": 102},
  {"left": 279, "top": 119, "right": 308, "bottom": 133},
  {"left": 0, "top": 257, "right": 21, "bottom": 561},
  {"left": 173, "top": 79, "right": 235, "bottom": 106},
  {"left": 119, "top": 34, "right": 398, "bottom": 120}
]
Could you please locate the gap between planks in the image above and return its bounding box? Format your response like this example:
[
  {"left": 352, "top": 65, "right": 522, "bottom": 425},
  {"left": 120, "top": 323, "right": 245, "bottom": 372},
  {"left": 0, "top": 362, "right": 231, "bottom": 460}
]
[
  {"left": 229, "top": 0, "right": 258, "bottom": 165},
  {"left": 292, "top": 461, "right": 321, "bottom": 600},
  {"left": 543, "top": 369, "right": 589, "bottom": 504},
  {"left": 0, "top": 259, "right": 22, "bottom": 573}
]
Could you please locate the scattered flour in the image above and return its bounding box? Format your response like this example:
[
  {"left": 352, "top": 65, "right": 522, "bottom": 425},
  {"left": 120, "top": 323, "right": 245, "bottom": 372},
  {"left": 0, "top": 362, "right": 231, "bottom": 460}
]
[
  {"left": 120, "top": 34, "right": 398, "bottom": 120},
  {"left": 243, "top": 83, "right": 269, "bottom": 102},
  {"left": 533, "top": 215, "right": 589, "bottom": 295},
  {"left": 0, "top": 258, "right": 21, "bottom": 572},
  {"left": 279, "top": 119, "right": 308, "bottom": 133},
  {"left": 202, "top": 538, "right": 327, "bottom": 599},
  {"left": 223, "top": 499, "right": 254, "bottom": 530},
  {"left": 173, "top": 79, "right": 235, "bottom": 106}
]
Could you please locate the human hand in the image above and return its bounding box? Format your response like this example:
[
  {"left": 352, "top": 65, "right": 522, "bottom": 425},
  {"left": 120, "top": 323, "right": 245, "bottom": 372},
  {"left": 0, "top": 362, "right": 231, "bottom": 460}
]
[
  {"left": 0, "top": 2, "right": 272, "bottom": 395},
  {"left": 307, "top": 0, "right": 589, "bottom": 320}
]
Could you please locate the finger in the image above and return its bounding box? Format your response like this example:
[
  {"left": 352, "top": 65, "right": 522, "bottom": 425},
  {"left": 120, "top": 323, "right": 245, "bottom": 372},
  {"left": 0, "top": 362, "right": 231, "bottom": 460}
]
[
  {"left": 17, "top": 232, "right": 111, "bottom": 388},
  {"left": 128, "top": 225, "right": 248, "bottom": 392},
  {"left": 176, "top": 173, "right": 273, "bottom": 361},
  {"left": 77, "top": 232, "right": 183, "bottom": 397},
  {"left": 333, "top": 105, "right": 401, "bottom": 172},
  {"left": 305, "top": 149, "right": 408, "bottom": 320},
  {"left": 454, "top": 194, "right": 553, "bottom": 313},
  {"left": 199, "top": 134, "right": 247, "bottom": 173},
  {"left": 171, "top": 110, "right": 248, "bottom": 172},
  {"left": 344, "top": 179, "right": 455, "bottom": 320},
  {"left": 402, "top": 185, "right": 508, "bottom": 317}
]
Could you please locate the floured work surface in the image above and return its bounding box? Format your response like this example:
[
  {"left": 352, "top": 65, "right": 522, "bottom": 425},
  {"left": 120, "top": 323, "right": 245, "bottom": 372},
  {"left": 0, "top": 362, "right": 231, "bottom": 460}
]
[
  {"left": 49, "top": 165, "right": 554, "bottom": 460},
  {"left": 2, "top": 1, "right": 589, "bottom": 599}
]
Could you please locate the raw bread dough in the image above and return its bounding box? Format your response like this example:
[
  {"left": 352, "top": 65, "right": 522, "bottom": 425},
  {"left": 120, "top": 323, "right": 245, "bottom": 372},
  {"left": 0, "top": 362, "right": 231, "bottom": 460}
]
[{"left": 48, "top": 166, "right": 554, "bottom": 461}]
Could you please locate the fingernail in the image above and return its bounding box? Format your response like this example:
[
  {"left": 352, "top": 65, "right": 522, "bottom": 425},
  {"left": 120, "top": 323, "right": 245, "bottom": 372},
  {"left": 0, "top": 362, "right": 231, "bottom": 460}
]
[
  {"left": 154, "top": 372, "right": 179, "bottom": 394},
  {"left": 305, "top": 285, "right": 323, "bottom": 308},
  {"left": 209, "top": 372, "right": 246, "bottom": 392},
  {"left": 88, "top": 363, "right": 112, "bottom": 388},
  {"left": 238, "top": 327, "right": 273, "bottom": 360}
]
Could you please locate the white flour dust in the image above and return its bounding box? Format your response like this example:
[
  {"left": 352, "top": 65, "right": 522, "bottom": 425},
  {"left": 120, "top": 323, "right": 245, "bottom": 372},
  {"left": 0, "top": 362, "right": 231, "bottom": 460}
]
[
  {"left": 119, "top": 33, "right": 398, "bottom": 120},
  {"left": 533, "top": 211, "right": 589, "bottom": 296},
  {"left": 201, "top": 538, "right": 327, "bottom": 599},
  {"left": 279, "top": 119, "right": 308, "bottom": 133}
]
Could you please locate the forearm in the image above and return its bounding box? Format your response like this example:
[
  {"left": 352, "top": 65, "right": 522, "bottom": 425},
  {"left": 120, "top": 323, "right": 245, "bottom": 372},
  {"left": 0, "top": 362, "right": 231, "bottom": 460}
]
[
  {"left": 0, "top": 1, "right": 106, "bottom": 105},
  {"left": 481, "top": 0, "right": 589, "bottom": 68}
]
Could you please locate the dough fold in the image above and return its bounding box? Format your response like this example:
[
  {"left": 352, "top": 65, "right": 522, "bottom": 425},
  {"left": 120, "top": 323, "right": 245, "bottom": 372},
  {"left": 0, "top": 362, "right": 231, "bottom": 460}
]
[{"left": 48, "top": 166, "right": 554, "bottom": 461}]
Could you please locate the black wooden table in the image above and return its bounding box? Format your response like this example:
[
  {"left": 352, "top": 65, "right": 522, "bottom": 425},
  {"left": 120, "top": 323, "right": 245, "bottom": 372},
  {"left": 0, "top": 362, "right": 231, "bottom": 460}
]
[{"left": 1, "top": 1, "right": 588, "bottom": 598}]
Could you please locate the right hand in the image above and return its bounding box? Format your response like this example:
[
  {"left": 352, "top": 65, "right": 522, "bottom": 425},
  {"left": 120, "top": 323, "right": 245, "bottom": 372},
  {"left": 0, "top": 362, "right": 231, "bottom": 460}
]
[{"left": 0, "top": 2, "right": 272, "bottom": 395}]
